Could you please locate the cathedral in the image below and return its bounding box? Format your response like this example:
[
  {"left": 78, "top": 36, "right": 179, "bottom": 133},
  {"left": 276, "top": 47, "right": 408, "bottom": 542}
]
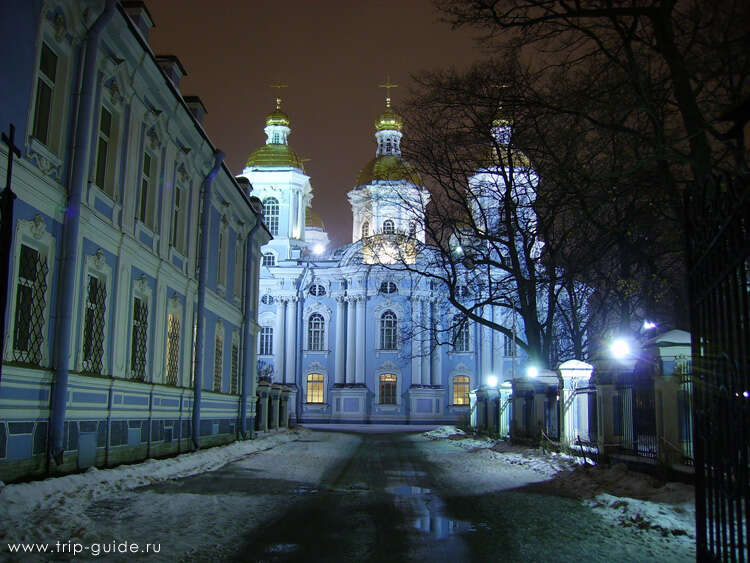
[{"left": 239, "top": 94, "right": 526, "bottom": 425}]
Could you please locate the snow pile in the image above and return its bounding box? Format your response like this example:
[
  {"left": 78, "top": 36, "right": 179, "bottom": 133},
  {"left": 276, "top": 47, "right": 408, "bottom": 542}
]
[
  {"left": 586, "top": 493, "right": 694, "bottom": 539},
  {"left": 423, "top": 426, "right": 495, "bottom": 450},
  {"left": 423, "top": 425, "right": 466, "bottom": 439},
  {"left": 0, "top": 429, "right": 307, "bottom": 546}
]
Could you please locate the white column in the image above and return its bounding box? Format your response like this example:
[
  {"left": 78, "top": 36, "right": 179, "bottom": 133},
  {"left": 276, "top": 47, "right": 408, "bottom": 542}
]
[
  {"left": 335, "top": 296, "right": 345, "bottom": 384},
  {"left": 346, "top": 297, "right": 356, "bottom": 384},
  {"left": 355, "top": 297, "right": 366, "bottom": 384},
  {"left": 274, "top": 298, "right": 286, "bottom": 383},
  {"left": 411, "top": 298, "right": 422, "bottom": 385},
  {"left": 285, "top": 297, "right": 297, "bottom": 384},
  {"left": 491, "top": 305, "right": 502, "bottom": 377},
  {"left": 421, "top": 299, "right": 430, "bottom": 385},
  {"left": 430, "top": 300, "right": 442, "bottom": 385},
  {"left": 481, "top": 321, "right": 491, "bottom": 383}
]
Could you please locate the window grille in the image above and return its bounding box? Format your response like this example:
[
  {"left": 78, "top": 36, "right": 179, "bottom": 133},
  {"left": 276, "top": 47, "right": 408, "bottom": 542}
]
[
  {"left": 32, "top": 43, "right": 57, "bottom": 146},
  {"left": 12, "top": 244, "right": 48, "bottom": 365},
  {"left": 231, "top": 337, "right": 240, "bottom": 395},
  {"left": 309, "top": 284, "right": 326, "bottom": 296},
  {"left": 308, "top": 313, "right": 325, "bottom": 351},
  {"left": 130, "top": 296, "right": 148, "bottom": 381},
  {"left": 213, "top": 333, "right": 223, "bottom": 392},
  {"left": 382, "top": 219, "right": 395, "bottom": 234},
  {"left": 262, "top": 197, "right": 279, "bottom": 236},
  {"left": 380, "top": 310, "right": 397, "bottom": 350},
  {"left": 453, "top": 375, "right": 470, "bottom": 405},
  {"left": 262, "top": 252, "right": 276, "bottom": 267},
  {"left": 259, "top": 326, "right": 273, "bottom": 355},
  {"left": 261, "top": 294, "right": 274, "bottom": 305},
  {"left": 95, "top": 106, "right": 112, "bottom": 192},
  {"left": 82, "top": 275, "right": 107, "bottom": 375},
  {"left": 453, "top": 315, "right": 470, "bottom": 352},
  {"left": 380, "top": 374, "right": 397, "bottom": 404},
  {"left": 165, "top": 313, "right": 180, "bottom": 386},
  {"left": 306, "top": 373, "right": 324, "bottom": 403},
  {"left": 379, "top": 281, "right": 397, "bottom": 294}
]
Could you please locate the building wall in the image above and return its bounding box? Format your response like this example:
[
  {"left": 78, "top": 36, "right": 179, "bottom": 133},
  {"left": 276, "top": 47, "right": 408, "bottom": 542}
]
[{"left": 0, "top": 1, "right": 269, "bottom": 482}]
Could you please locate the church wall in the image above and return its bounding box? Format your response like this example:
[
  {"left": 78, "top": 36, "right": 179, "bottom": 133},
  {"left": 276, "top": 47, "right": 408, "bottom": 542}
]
[{"left": 0, "top": 1, "right": 268, "bottom": 482}]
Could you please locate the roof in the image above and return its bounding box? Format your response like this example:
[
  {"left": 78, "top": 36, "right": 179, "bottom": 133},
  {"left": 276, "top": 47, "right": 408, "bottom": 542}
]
[
  {"left": 246, "top": 143, "right": 305, "bottom": 170},
  {"left": 355, "top": 155, "right": 422, "bottom": 187},
  {"left": 305, "top": 207, "right": 325, "bottom": 229}
]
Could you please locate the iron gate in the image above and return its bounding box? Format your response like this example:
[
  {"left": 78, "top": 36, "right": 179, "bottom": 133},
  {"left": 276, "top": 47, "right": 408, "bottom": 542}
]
[
  {"left": 686, "top": 171, "right": 749, "bottom": 562},
  {"left": 617, "top": 382, "right": 658, "bottom": 459}
]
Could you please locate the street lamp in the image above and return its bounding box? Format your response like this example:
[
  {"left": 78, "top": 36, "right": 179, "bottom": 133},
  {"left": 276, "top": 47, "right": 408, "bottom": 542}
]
[
  {"left": 609, "top": 338, "right": 631, "bottom": 360},
  {"left": 526, "top": 365, "right": 539, "bottom": 378},
  {"left": 487, "top": 375, "right": 498, "bottom": 387}
]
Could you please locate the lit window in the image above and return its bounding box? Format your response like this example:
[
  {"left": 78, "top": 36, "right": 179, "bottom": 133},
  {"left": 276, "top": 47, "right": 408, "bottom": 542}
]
[
  {"left": 259, "top": 326, "right": 273, "bottom": 356},
  {"left": 380, "top": 373, "right": 397, "bottom": 404},
  {"left": 306, "top": 373, "right": 324, "bottom": 403},
  {"left": 382, "top": 219, "right": 395, "bottom": 234},
  {"left": 309, "top": 284, "right": 326, "bottom": 296},
  {"left": 308, "top": 313, "right": 325, "bottom": 351},
  {"left": 165, "top": 313, "right": 180, "bottom": 386},
  {"left": 262, "top": 252, "right": 276, "bottom": 267},
  {"left": 130, "top": 296, "right": 148, "bottom": 381},
  {"left": 12, "top": 244, "right": 49, "bottom": 365},
  {"left": 82, "top": 274, "right": 107, "bottom": 375},
  {"left": 32, "top": 43, "right": 58, "bottom": 147},
  {"left": 453, "top": 375, "right": 470, "bottom": 405},
  {"left": 453, "top": 315, "right": 470, "bottom": 352},
  {"left": 380, "top": 310, "right": 397, "bottom": 350},
  {"left": 263, "top": 197, "right": 279, "bottom": 236},
  {"left": 379, "top": 281, "right": 397, "bottom": 294}
]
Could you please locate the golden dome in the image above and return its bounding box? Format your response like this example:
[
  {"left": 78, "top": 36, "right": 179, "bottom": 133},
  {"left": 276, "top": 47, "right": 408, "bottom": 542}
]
[
  {"left": 355, "top": 155, "right": 421, "bottom": 186},
  {"left": 375, "top": 106, "right": 403, "bottom": 132},
  {"left": 246, "top": 144, "right": 305, "bottom": 170},
  {"left": 305, "top": 207, "right": 325, "bottom": 229},
  {"left": 265, "top": 96, "right": 290, "bottom": 128}
]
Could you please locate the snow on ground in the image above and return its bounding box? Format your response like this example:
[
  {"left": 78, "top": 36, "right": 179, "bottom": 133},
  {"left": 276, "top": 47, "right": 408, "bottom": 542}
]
[
  {"left": 419, "top": 426, "right": 696, "bottom": 555},
  {"left": 0, "top": 428, "right": 308, "bottom": 550}
]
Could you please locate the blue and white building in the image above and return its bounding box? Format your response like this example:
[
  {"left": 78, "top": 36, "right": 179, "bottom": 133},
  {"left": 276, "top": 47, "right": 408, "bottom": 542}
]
[
  {"left": 0, "top": 0, "right": 271, "bottom": 481},
  {"left": 240, "top": 95, "right": 530, "bottom": 425}
]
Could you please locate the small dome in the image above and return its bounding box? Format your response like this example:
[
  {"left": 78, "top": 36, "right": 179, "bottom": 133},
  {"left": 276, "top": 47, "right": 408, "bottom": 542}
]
[
  {"left": 246, "top": 144, "right": 304, "bottom": 170},
  {"left": 355, "top": 155, "right": 421, "bottom": 186},
  {"left": 266, "top": 108, "right": 290, "bottom": 127},
  {"left": 375, "top": 107, "right": 403, "bottom": 132},
  {"left": 305, "top": 207, "right": 325, "bottom": 229}
]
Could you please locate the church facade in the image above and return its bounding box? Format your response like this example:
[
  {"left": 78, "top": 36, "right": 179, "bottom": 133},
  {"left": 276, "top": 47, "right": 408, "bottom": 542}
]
[{"left": 239, "top": 96, "right": 526, "bottom": 425}]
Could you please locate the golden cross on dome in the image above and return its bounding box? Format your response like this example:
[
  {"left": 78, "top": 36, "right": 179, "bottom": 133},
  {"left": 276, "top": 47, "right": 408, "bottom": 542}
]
[
  {"left": 270, "top": 82, "right": 287, "bottom": 109},
  {"left": 378, "top": 76, "right": 398, "bottom": 108}
]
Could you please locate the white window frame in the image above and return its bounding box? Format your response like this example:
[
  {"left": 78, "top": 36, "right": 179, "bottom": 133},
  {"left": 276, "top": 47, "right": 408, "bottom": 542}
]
[
  {"left": 262, "top": 251, "right": 277, "bottom": 267},
  {"left": 4, "top": 216, "right": 55, "bottom": 366},
  {"left": 165, "top": 296, "right": 184, "bottom": 386},
  {"left": 304, "top": 371, "right": 327, "bottom": 404},
  {"left": 379, "top": 310, "right": 398, "bottom": 351},
  {"left": 170, "top": 183, "right": 187, "bottom": 254},
  {"left": 137, "top": 149, "right": 158, "bottom": 230},
  {"left": 93, "top": 103, "right": 119, "bottom": 198},
  {"left": 452, "top": 315, "right": 471, "bottom": 353},
  {"left": 216, "top": 217, "right": 228, "bottom": 290},
  {"left": 258, "top": 325, "right": 273, "bottom": 356},
  {"left": 382, "top": 219, "right": 395, "bottom": 234},
  {"left": 376, "top": 369, "right": 400, "bottom": 406},
  {"left": 262, "top": 197, "right": 279, "bottom": 236},
  {"left": 213, "top": 320, "right": 224, "bottom": 393},
  {"left": 451, "top": 374, "right": 471, "bottom": 406},
  {"left": 79, "top": 251, "right": 113, "bottom": 375},
  {"left": 230, "top": 329, "right": 240, "bottom": 395},
  {"left": 233, "top": 233, "right": 245, "bottom": 301},
  {"left": 303, "top": 303, "right": 331, "bottom": 353}
]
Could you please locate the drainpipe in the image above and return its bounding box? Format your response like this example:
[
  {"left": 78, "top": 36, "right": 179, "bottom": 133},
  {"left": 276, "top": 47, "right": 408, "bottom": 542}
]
[
  {"left": 49, "top": 0, "right": 116, "bottom": 465},
  {"left": 239, "top": 216, "right": 262, "bottom": 438},
  {"left": 192, "top": 150, "right": 225, "bottom": 449}
]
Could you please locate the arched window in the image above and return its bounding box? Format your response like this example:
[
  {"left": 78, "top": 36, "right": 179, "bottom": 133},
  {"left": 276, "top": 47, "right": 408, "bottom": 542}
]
[
  {"left": 262, "top": 197, "right": 279, "bottom": 236},
  {"left": 258, "top": 326, "right": 273, "bottom": 355},
  {"left": 261, "top": 294, "right": 274, "bottom": 305},
  {"left": 308, "top": 313, "right": 325, "bottom": 351},
  {"left": 453, "top": 315, "right": 470, "bottom": 352},
  {"left": 385, "top": 139, "right": 392, "bottom": 153},
  {"left": 380, "top": 373, "right": 397, "bottom": 404},
  {"left": 361, "top": 221, "right": 369, "bottom": 239},
  {"left": 262, "top": 252, "right": 276, "bottom": 267},
  {"left": 379, "top": 281, "right": 397, "bottom": 294},
  {"left": 382, "top": 219, "right": 395, "bottom": 234},
  {"left": 380, "top": 310, "right": 397, "bottom": 350},
  {"left": 306, "top": 373, "right": 324, "bottom": 403},
  {"left": 309, "top": 284, "right": 326, "bottom": 296},
  {"left": 453, "top": 375, "right": 470, "bottom": 405},
  {"left": 409, "top": 222, "right": 416, "bottom": 237}
]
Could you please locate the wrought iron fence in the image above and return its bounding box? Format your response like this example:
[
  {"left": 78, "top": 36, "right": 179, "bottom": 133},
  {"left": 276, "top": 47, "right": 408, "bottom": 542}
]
[
  {"left": 686, "top": 170, "right": 749, "bottom": 562},
  {"left": 617, "top": 382, "right": 658, "bottom": 460}
]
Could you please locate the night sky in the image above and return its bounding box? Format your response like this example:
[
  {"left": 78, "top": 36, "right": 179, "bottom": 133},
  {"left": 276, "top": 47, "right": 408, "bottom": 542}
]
[{"left": 147, "top": 0, "right": 480, "bottom": 247}]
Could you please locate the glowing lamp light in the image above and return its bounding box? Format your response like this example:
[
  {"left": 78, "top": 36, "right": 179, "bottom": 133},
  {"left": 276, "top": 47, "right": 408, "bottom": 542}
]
[
  {"left": 313, "top": 243, "right": 325, "bottom": 255},
  {"left": 642, "top": 320, "right": 657, "bottom": 330},
  {"left": 610, "top": 338, "right": 631, "bottom": 360},
  {"left": 454, "top": 245, "right": 464, "bottom": 255},
  {"left": 487, "top": 375, "right": 498, "bottom": 387},
  {"left": 526, "top": 366, "right": 539, "bottom": 378}
]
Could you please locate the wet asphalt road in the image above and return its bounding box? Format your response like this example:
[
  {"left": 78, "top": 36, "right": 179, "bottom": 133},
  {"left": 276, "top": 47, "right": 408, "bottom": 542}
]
[{"left": 227, "top": 430, "right": 472, "bottom": 562}]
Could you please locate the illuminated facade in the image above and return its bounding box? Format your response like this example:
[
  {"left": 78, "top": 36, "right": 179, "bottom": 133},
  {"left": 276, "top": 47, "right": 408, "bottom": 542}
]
[{"left": 238, "top": 96, "right": 526, "bottom": 424}]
